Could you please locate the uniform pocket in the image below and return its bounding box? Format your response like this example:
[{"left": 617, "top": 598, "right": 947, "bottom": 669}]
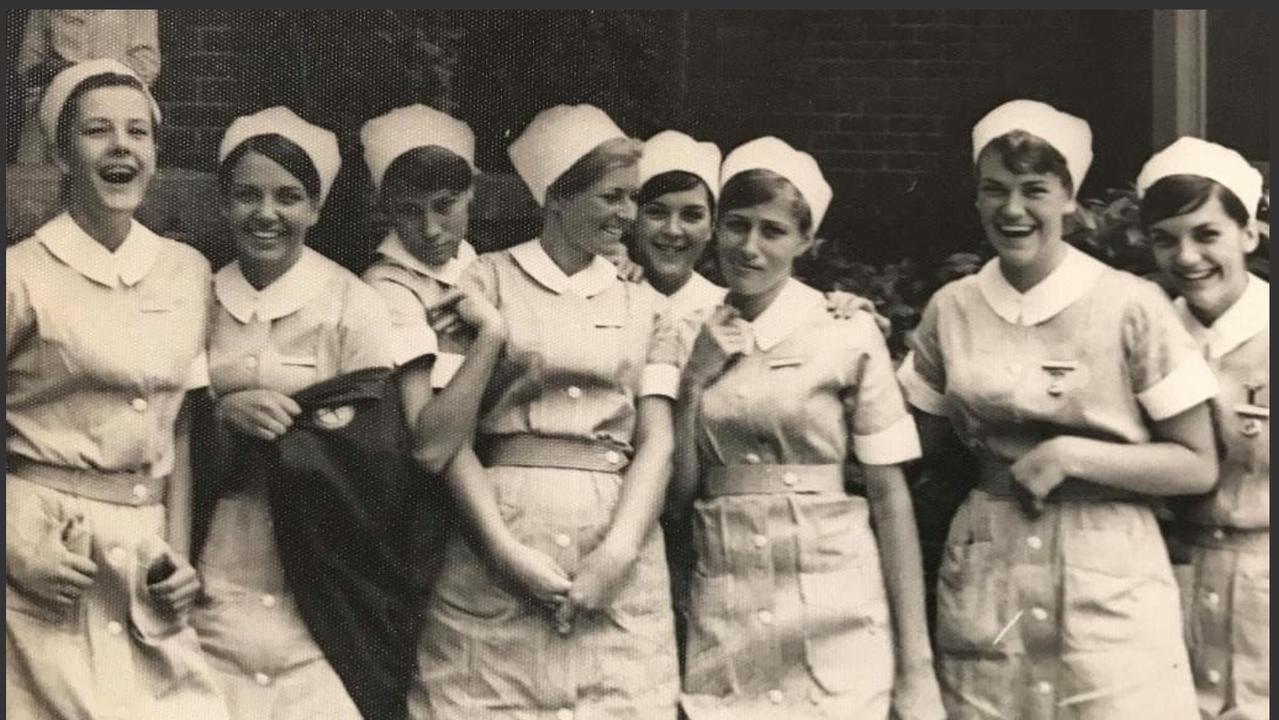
[
  {"left": 1061, "top": 529, "right": 1172, "bottom": 652},
  {"left": 796, "top": 495, "right": 861, "bottom": 575},
  {"left": 5, "top": 582, "right": 72, "bottom": 626},
  {"left": 936, "top": 539, "right": 1006, "bottom": 652},
  {"left": 797, "top": 565, "right": 892, "bottom": 695},
  {"left": 684, "top": 571, "right": 741, "bottom": 697},
  {"left": 1231, "top": 555, "right": 1269, "bottom": 700}
]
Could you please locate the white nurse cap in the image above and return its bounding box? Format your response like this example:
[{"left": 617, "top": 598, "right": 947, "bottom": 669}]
[
  {"left": 508, "top": 104, "right": 627, "bottom": 206},
  {"left": 219, "top": 106, "right": 343, "bottom": 203},
  {"left": 1136, "top": 136, "right": 1264, "bottom": 220},
  {"left": 972, "top": 99, "right": 1093, "bottom": 195},
  {"left": 361, "top": 104, "right": 476, "bottom": 190},
  {"left": 39, "top": 58, "right": 162, "bottom": 144},
  {"left": 720, "top": 136, "right": 833, "bottom": 229},
  {"left": 639, "top": 130, "right": 723, "bottom": 200}
]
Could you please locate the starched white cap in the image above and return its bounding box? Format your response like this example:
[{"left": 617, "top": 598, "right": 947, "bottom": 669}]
[
  {"left": 40, "top": 59, "right": 162, "bottom": 144},
  {"left": 972, "top": 99, "right": 1093, "bottom": 196},
  {"left": 720, "top": 136, "right": 833, "bottom": 229},
  {"left": 1137, "top": 136, "right": 1264, "bottom": 220},
  {"left": 361, "top": 104, "right": 476, "bottom": 190},
  {"left": 219, "top": 106, "right": 342, "bottom": 203},
  {"left": 508, "top": 104, "right": 627, "bottom": 205},
  {"left": 639, "top": 130, "right": 722, "bottom": 199}
]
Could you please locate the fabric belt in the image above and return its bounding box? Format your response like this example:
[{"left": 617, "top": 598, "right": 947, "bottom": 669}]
[
  {"left": 1178, "top": 523, "right": 1270, "bottom": 553},
  {"left": 477, "top": 434, "right": 631, "bottom": 473},
  {"left": 975, "top": 451, "right": 1140, "bottom": 503},
  {"left": 7, "top": 458, "right": 166, "bottom": 506},
  {"left": 702, "top": 464, "right": 845, "bottom": 497}
]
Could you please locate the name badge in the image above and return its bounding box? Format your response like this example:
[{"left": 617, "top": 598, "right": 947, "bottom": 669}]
[
  {"left": 1235, "top": 403, "right": 1269, "bottom": 419},
  {"left": 767, "top": 356, "right": 804, "bottom": 369},
  {"left": 593, "top": 318, "right": 624, "bottom": 329}
]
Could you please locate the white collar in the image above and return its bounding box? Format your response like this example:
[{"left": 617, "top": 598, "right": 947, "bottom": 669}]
[
  {"left": 1175, "top": 275, "right": 1269, "bottom": 360},
  {"left": 976, "top": 244, "right": 1105, "bottom": 325},
  {"left": 663, "top": 271, "right": 727, "bottom": 321},
  {"left": 375, "top": 230, "right": 476, "bottom": 288},
  {"left": 509, "top": 238, "right": 618, "bottom": 298},
  {"left": 749, "top": 278, "right": 825, "bottom": 351},
  {"left": 214, "top": 246, "right": 334, "bottom": 323},
  {"left": 36, "top": 212, "right": 161, "bottom": 288}
]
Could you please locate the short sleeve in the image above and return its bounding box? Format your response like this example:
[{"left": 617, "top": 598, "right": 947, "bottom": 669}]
[
  {"left": 337, "top": 278, "right": 396, "bottom": 373},
  {"left": 1122, "top": 281, "right": 1218, "bottom": 420},
  {"left": 897, "top": 293, "right": 947, "bottom": 416},
  {"left": 458, "top": 254, "right": 500, "bottom": 309},
  {"left": 6, "top": 251, "right": 34, "bottom": 360},
  {"left": 640, "top": 315, "right": 685, "bottom": 399},
  {"left": 365, "top": 274, "right": 439, "bottom": 367},
  {"left": 842, "top": 314, "right": 922, "bottom": 466}
]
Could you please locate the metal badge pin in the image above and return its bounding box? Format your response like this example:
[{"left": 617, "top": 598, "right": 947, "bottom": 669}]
[
  {"left": 1241, "top": 418, "right": 1262, "bottom": 438},
  {"left": 1042, "top": 360, "right": 1077, "bottom": 397}
]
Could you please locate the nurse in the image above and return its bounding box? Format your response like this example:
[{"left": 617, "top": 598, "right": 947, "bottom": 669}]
[
  {"left": 416, "top": 104, "right": 679, "bottom": 719},
  {"left": 655, "top": 137, "right": 944, "bottom": 720},
  {"left": 190, "top": 106, "right": 393, "bottom": 720},
  {"left": 359, "top": 104, "right": 507, "bottom": 475},
  {"left": 897, "top": 99, "right": 1220, "bottom": 718},
  {"left": 6, "top": 59, "right": 227, "bottom": 720},
  {"left": 1137, "top": 137, "right": 1269, "bottom": 720}
]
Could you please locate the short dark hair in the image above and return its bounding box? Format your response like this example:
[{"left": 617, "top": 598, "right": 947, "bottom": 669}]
[
  {"left": 546, "top": 137, "right": 642, "bottom": 203},
  {"left": 718, "top": 168, "right": 812, "bottom": 235},
  {"left": 55, "top": 72, "right": 156, "bottom": 153},
  {"left": 379, "top": 145, "right": 473, "bottom": 202},
  {"left": 218, "top": 133, "right": 323, "bottom": 202},
  {"left": 636, "top": 170, "right": 715, "bottom": 216},
  {"left": 1140, "top": 174, "right": 1251, "bottom": 229},
  {"left": 977, "top": 129, "right": 1075, "bottom": 195}
]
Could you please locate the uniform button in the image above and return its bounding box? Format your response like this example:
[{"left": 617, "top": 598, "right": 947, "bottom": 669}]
[
  {"left": 757, "top": 610, "right": 774, "bottom": 625},
  {"left": 245, "top": 356, "right": 258, "bottom": 369},
  {"left": 744, "top": 453, "right": 761, "bottom": 464},
  {"left": 1036, "top": 680, "right": 1053, "bottom": 694},
  {"left": 132, "top": 483, "right": 148, "bottom": 500},
  {"left": 261, "top": 594, "right": 277, "bottom": 609},
  {"left": 1204, "top": 591, "right": 1220, "bottom": 607},
  {"left": 1212, "top": 528, "right": 1226, "bottom": 541},
  {"left": 556, "top": 709, "right": 574, "bottom": 720},
  {"left": 131, "top": 398, "right": 148, "bottom": 412},
  {"left": 736, "top": 387, "right": 749, "bottom": 399},
  {"left": 567, "top": 386, "right": 582, "bottom": 399},
  {"left": 108, "top": 546, "right": 128, "bottom": 565},
  {"left": 554, "top": 533, "right": 572, "bottom": 549},
  {"left": 604, "top": 450, "right": 622, "bottom": 465},
  {"left": 106, "top": 620, "right": 123, "bottom": 636},
  {"left": 1031, "top": 606, "right": 1049, "bottom": 621},
  {"left": 753, "top": 534, "right": 768, "bottom": 549},
  {"left": 1026, "top": 536, "right": 1043, "bottom": 550},
  {"left": 254, "top": 672, "right": 272, "bottom": 687},
  {"left": 1206, "top": 669, "right": 1222, "bottom": 686},
  {"left": 781, "top": 471, "right": 799, "bottom": 486},
  {"left": 767, "top": 689, "right": 784, "bottom": 704}
]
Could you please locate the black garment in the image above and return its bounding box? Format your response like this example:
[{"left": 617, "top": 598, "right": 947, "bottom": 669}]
[{"left": 192, "top": 366, "right": 457, "bottom": 720}]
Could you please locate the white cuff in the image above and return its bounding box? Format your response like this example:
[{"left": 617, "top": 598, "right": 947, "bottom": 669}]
[
  {"left": 853, "top": 413, "right": 922, "bottom": 466},
  {"left": 430, "top": 352, "right": 466, "bottom": 389},
  {"left": 391, "top": 324, "right": 439, "bottom": 367},
  {"left": 640, "top": 363, "right": 681, "bottom": 399},
  {"left": 896, "top": 352, "right": 946, "bottom": 416},
  {"left": 1138, "top": 355, "right": 1219, "bottom": 421},
  {"left": 184, "top": 352, "right": 210, "bottom": 391}
]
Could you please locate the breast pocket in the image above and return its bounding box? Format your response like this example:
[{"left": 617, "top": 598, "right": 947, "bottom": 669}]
[{"left": 138, "top": 290, "right": 199, "bottom": 384}]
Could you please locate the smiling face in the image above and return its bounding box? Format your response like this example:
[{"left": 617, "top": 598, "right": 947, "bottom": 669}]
[
  {"left": 633, "top": 183, "right": 714, "bottom": 294},
  {"left": 222, "top": 150, "right": 321, "bottom": 278},
  {"left": 554, "top": 163, "right": 639, "bottom": 258},
  {"left": 383, "top": 184, "right": 472, "bottom": 266},
  {"left": 1149, "top": 191, "right": 1257, "bottom": 324},
  {"left": 716, "top": 190, "right": 812, "bottom": 299},
  {"left": 976, "top": 148, "right": 1075, "bottom": 277},
  {"left": 57, "top": 85, "right": 157, "bottom": 215}
]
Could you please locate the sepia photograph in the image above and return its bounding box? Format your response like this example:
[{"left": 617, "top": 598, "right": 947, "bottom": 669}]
[{"left": 3, "top": 9, "right": 1270, "bottom": 720}]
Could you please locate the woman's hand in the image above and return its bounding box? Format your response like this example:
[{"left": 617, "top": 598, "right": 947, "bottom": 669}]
[
  {"left": 493, "top": 539, "right": 572, "bottom": 605},
  {"left": 428, "top": 286, "right": 506, "bottom": 340},
  {"left": 146, "top": 554, "right": 202, "bottom": 615},
  {"left": 685, "top": 305, "right": 752, "bottom": 386},
  {"left": 567, "top": 538, "right": 638, "bottom": 613},
  {"left": 891, "top": 664, "right": 947, "bottom": 720},
  {"left": 601, "top": 244, "right": 645, "bottom": 283},
  {"left": 825, "top": 290, "right": 891, "bottom": 336},
  {"left": 216, "top": 389, "right": 302, "bottom": 441},
  {"left": 8, "top": 515, "right": 97, "bottom": 607},
  {"left": 1010, "top": 438, "right": 1070, "bottom": 515}
]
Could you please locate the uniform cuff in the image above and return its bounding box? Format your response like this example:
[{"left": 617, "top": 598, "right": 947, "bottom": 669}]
[
  {"left": 1138, "top": 356, "right": 1219, "bottom": 421},
  {"left": 853, "top": 413, "right": 922, "bottom": 466},
  {"left": 430, "top": 352, "right": 466, "bottom": 389},
  {"left": 184, "top": 352, "right": 210, "bottom": 391},
  {"left": 640, "top": 363, "right": 681, "bottom": 399},
  {"left": 896, "top": 353, "right": 946, "bottom": 416},
  {"left": 391, "top": 324, "right": 439, "bottom": 367}
]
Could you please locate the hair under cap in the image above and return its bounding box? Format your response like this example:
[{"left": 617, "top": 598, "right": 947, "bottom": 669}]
[
  {"left": 39, "top": 58, "right": 162, "bottom": 143},
  {"left": 1136, "top": 136, "right": 1264, "bottom": 221},
  {"left": 720, "top": 136, "right": 832, "bottom": 228},
  {"left": 972, "top": 99, "right": 1093, "bottom": 196},
  {"left": 219, "top": 106, "right": 342, "bottom": 203},
  {"left": 508, "top": 104, "right": 627, "bottom": 206},
  {"left": 640, "top": 130, "right": 722, "bottom": 200},
  {"left": 361, "top": 104, "right": 476, "bottom": 190}
]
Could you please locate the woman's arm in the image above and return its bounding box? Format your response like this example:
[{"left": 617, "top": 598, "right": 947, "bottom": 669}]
[
  {"left": 864, "top": 463, "right": 945, "bottom": 718},
  {"left": 166, "top": 393, "right": 195, "bottom": 555}
]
